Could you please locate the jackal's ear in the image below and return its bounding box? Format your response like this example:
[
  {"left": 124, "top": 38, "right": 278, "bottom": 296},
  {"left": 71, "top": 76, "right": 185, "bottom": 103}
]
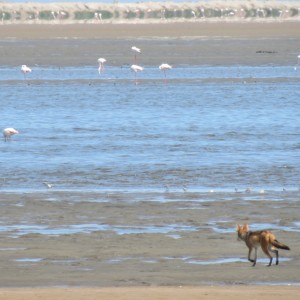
[
  {"left": 236, "top": 224, "right": 241, "bottom": 231},
  {"left": 243, "top": 224, "right": 249, "bottom": 231}
]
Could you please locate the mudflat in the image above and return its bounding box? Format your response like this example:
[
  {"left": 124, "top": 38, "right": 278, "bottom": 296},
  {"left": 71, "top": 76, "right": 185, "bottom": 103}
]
[
  {"left": 0, "top": 191, "right": 299, "bottom": 287},
  {"left": 0, "top": 22, "right": 300, "bottom": 66}
]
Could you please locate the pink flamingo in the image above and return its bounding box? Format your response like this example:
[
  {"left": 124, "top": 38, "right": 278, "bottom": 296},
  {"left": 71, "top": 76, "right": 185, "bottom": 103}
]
[
  {"left": 130, "top": 64, "right": 143, "bottom": 85},
  {"left": 97, "top": 58, "right": 106, "bottom": 74},
  {"left": 3, "top": 128, "right": 19, "bottom": 141},
  {"left": 131, "top": 46, "right": 141, "bottom": 64},
  {"left": 295, "top": 55, "right": 300, "bottom": 70},
  {"left": 159, "top": 63, "right": 172, "bottom": 83},
  {"left": 21, "top": 64, "right": 32, "bottom": 79}
]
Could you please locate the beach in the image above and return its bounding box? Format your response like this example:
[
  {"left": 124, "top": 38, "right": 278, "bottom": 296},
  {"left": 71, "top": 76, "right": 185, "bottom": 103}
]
[{"left": 1, "top": 7, "right": 300, "bottom": 300}]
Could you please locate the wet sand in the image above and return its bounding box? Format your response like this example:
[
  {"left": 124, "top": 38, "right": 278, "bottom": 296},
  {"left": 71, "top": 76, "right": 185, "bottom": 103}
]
[
  {"left": 0, "top": 191, "right": 299, "bottom": 288},
  {"left": 0, "top": 22, "right": 300, "bottom": 67},
  {"left": 1, "top": 21, "right": 300, "bottom": 299}
]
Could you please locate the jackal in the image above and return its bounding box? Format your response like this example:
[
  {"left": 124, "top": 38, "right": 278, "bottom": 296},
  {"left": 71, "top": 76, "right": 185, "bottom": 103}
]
[{"left": 236, "top": 224, "right": 290, "bottom": 266}]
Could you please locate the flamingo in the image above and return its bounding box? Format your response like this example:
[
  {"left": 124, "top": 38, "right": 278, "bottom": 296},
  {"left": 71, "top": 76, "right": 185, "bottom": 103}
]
[
  {"left": 130, "top": 64, "right": 143, "bottom": 85},
  {"left": 159, "top": 63, "right": 172, "bottom": 83},
  {"left": 3, "top": 128, "right": 19, "bottom": 142},
  {"left": 21, "top": 64, "right": 32, "bottom": 79},
  {"left": 97, "top": 58, "right": 106, "bottom": 74},
  {"left": 294, "top": 55, "right": 300, "bottom": 70},
  {"left": 131, "top": 46, "right": 141, "bottom": 64}
]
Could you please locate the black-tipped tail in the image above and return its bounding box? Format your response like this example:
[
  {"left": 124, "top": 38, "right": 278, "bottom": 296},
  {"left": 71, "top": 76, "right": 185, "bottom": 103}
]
[{"left": 272, "top": 239, "right": 290, "bottom": 250}]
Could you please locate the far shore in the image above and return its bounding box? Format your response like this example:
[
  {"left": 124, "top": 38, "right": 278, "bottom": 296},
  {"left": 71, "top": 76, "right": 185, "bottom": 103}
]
[{"left": 1, "top": 1, "right": 300, "bottom": 25}]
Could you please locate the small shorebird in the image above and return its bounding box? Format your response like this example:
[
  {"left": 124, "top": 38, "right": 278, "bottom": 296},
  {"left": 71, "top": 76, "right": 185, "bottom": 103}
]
[
  {"left": 164, "top": 184, "right": 170, "bottom": 193},
  {"left": 159, "top": 63, "right": 172, "bottom": 83},
  {"left": 130, "top": 64, "right": 143, "bottom": 84},
  {"left": 97, "top": 57, "right": 106, "bottom": 74},
  {"left": 43, "top": 182, "right": 53, "bottom": 189},
  {"left": 3, "top": 128, "right": 19, "bottom": 141},
  {"left": 21, "top": 64, "right": 32, "bottom": 79}
]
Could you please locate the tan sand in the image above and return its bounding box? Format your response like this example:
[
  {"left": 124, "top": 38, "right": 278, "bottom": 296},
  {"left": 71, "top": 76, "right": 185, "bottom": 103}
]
[
  {"left": 1, "top": 22, "right": 300, "bottom": 39},
  {"left": 0, "top": 286, "right": 300, "bottom": 300}
]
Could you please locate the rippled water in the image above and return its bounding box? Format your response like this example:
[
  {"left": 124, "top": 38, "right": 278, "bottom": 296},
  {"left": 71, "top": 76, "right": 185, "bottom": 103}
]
[
  {"left": 1, "top": 65, "right": 300, "bottom": 192},
  {"left": 1, "top": 221, "right": 300, "bottom": 237}
]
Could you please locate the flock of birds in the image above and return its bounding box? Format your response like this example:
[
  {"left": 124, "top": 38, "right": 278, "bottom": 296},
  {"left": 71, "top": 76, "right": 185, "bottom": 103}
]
[
  {"left": 19, "top": 47, "right": 300, "bottom": 83},
  {"left": 5, "top": 45, "right": 170, "bottom": 142},
  {"left": 6, "top": 49, "right": 300, "bottom": 143},
  {"left": 97, "top": 45, "right": 172, "bottom": 84},
  {"left": 20, "top": 45, "right": 172, "bottom": 84}
]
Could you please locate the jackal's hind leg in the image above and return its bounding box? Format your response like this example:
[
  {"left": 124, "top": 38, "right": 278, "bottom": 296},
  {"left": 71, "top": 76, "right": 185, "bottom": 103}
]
[
  {"left": 261, "top": 243, "right": 273, "bottom": 266},
  {"left": 252, "top": 248, "right": 257, "bottom": 266},
  {"left": 269, "top": 246, "right": 279, "bottom": 265}
]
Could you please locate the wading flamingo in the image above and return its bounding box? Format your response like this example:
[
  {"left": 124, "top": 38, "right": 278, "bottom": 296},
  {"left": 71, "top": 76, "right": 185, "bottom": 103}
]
[
  {"left": 295, "top": 55, "right": 300, "bottom": 70},
  {"left": 21, "top": 64, "right": 32, "bottom": 79},
  {"left": 131, "top": 46, "right": 141, "bottom": 64},
  {"left": 97, "top": 58, "right": 106, "bottom": 74},
  {"left": 131, "top": 64, "right": 143, "bottom": 85},
  {"left": 3, "top": 128, "right": 19, "bottom": 142},
  {"left": 159, "top": 63, "right": 172, "bottom": 83}
]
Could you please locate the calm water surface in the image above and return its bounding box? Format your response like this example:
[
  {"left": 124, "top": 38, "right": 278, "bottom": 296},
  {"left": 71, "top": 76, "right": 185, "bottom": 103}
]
[{"left": 0, "top": 65, "right": 300, "bottom": 192}]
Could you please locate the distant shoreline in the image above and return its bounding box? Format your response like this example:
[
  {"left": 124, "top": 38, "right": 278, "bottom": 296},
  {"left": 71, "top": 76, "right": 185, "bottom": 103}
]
[{"left": 1, "top": 1, "right": 300, "bottom": 24}]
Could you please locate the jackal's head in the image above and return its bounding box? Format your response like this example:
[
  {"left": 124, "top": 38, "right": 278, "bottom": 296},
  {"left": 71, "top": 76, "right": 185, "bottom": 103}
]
[{"left": 236, "top": 224, "right": 249, "bottom": 241}]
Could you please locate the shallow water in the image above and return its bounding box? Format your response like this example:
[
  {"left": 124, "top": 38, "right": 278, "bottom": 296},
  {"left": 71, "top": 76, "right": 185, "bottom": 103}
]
[
  {"left": 1, "top": 223, "right": 199, "bottom": 237},
  {"left": 1, "top": 65, "right": 300, "bottom": 193},
  {"left": 1, "top": 65, "right": 300, "bottom": 81},
  {"left": 1, "top": 220, "right": 300, "bottom": 237}
]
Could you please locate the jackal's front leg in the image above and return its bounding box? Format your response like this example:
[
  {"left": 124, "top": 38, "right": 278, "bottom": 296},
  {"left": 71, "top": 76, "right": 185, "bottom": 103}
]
[
  {"left": 248, "top": 247, "right": 257, "bottom": 266},
  {"left": 248, "top": 248, "right": 255, "bottom": 265}
]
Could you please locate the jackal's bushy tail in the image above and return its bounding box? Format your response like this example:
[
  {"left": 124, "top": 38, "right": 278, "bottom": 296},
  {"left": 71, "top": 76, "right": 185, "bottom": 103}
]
[{"left": 271, "top": 239, "right": 290, "bottom": 250}]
